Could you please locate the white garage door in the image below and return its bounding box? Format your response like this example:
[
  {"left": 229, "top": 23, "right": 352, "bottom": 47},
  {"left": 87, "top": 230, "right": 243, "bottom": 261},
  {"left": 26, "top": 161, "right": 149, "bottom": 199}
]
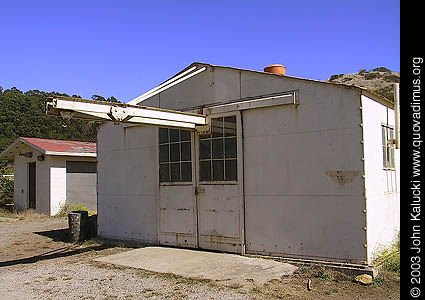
[{"left": 66, "top": 161, "right": 97, "bottom": 211}]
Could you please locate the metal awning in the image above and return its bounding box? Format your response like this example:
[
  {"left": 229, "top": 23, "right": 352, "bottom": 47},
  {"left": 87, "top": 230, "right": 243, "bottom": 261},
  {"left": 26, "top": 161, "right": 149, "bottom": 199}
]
[{"left": 46, "top": 96, "right": 208, "bottom": 130}]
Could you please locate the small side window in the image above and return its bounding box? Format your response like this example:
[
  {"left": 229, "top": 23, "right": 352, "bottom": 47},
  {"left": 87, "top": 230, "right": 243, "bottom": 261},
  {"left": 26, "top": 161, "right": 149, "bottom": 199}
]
[{"left": 382, "top": 125, "right": 395, "bottom": 169}]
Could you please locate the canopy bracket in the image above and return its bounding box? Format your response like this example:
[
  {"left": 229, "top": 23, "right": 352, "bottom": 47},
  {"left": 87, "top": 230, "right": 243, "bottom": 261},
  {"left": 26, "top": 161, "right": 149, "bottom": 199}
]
[{"left": 108, "top": 106, "right": 132, "bottom": 124}]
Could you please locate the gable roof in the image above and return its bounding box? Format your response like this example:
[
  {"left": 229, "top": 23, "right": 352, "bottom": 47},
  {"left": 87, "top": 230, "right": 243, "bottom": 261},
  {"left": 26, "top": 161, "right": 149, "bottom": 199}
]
[
  {"left": 0, "top": 137, "right": 96, "bottom": 160},
  {"left": 129, "top": 62, "right": 394, "bottom": 107}
]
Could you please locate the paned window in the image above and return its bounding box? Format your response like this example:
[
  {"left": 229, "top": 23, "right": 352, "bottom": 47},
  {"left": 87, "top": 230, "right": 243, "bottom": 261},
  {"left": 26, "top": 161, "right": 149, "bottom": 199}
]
[
  {"left": 159, "top": 128, "right": 192, "bottom": 182},
  {"left": 199, "top": 116, "right": 237, "bottom": 181},
  {"left": 382, "top": 125, "right": 395, "bottom": 169}
]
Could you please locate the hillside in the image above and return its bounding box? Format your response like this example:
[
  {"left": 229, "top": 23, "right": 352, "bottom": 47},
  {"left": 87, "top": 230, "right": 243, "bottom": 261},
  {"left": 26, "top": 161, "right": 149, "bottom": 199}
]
[
  {"left": 1, "top": 68, "right": 399, "bottom": 156},
  {"left": 0, "top": 87, "right": 118, "bottom": 174},
  {"left": 326, "top": 67, "right": 400, "bottom": 101}
]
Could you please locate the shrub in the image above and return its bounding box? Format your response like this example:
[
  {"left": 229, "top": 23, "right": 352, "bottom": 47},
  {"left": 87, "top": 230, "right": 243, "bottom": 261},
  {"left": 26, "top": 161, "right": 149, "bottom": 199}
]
[
  {"left": 372, "top": 67, "right": 392, "bottom": 73},
  {"left": 384, "top": 74, "right": 400, "bottom": 83},
  {"left": 316, "top": 265, "right": 333, "bottom": 280},
  {"left": 0, "top": 177, "right": 14, "bottom": 204},
  {"left": 329, "top": 74, "right": 344, "bottom": 81},
  {"left": 56, "top": 203, "right": 96, "bottom": 217},
  {"left": 364, "top": 72, "right": 380, "bottom": 80},
  {"left": 374, "top": 233, "right": 400, "bottom": 274}
]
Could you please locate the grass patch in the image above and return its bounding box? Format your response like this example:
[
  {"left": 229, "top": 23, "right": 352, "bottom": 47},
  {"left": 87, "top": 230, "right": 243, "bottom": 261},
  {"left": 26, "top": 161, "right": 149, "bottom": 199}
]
[
  {"left": 374, "top": 233, "right": 400, "bottom": 274},
  {"left": 251, "top": 285, "right": 262, "bottom": 294},
  {"left": 0, "top": 207, "right": 49, "bottom": 221},
  {"left": 316, "top": 265, "right": 333, "bottom": 281},
  {"left": 56, "top": 203, "right": 96, "bottom": 217},
  {"left": 81, "top": 238, "right": 101, "bottom": 247},
  {"left": 373, "top": 277, "right": 385, "bottom": 286},
  {"left": 324, "top": 288, "right": 338, "bottom": 295}
]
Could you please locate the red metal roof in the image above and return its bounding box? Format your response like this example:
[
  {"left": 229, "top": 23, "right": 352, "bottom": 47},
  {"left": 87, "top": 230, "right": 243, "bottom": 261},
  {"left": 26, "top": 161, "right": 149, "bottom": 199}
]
[{"left": 21, "top": 137, "right": 96, "bottom": 154}]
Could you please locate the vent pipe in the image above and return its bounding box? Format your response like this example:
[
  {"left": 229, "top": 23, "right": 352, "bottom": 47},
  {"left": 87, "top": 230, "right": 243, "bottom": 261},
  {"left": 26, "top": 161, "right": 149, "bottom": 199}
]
[
  {"left": 394, "top": 83, "right": 400, "bottom": 149},
  {"left": 264, "top": 64, "right": 286, "bottom": 75}
]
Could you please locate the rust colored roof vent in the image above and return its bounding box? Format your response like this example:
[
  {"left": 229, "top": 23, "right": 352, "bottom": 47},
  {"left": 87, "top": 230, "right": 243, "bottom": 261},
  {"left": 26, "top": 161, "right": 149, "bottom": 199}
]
[{"left": 264, "top": 64, "right": 286, "bottom": 75}]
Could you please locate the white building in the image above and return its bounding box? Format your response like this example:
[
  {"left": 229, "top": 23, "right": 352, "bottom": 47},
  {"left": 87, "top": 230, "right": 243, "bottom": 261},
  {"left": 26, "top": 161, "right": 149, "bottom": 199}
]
[
  {"left": 0, "top": 137, "right": 97, "bottom": 215},
  {"left": 47, "top": 62, "right": 400, "bottom": 268}
]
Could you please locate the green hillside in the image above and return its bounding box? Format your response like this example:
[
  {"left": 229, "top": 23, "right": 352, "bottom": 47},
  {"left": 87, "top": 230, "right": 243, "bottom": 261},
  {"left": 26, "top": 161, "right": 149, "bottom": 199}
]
[{"left": 0, "top": 87, "right": 118, "bottom": 173}]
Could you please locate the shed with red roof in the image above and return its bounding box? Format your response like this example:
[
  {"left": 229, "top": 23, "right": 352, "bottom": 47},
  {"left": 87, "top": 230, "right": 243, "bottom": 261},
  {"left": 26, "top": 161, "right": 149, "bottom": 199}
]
[{"left": 0, "top": 137, "right": 97, "bottom": 215}]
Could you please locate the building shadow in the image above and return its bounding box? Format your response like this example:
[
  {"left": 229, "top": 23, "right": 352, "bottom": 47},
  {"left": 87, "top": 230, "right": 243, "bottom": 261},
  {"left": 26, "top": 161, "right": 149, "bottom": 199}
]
[{"left": 0, "top": 244, "right": 112, "bottom": 268}]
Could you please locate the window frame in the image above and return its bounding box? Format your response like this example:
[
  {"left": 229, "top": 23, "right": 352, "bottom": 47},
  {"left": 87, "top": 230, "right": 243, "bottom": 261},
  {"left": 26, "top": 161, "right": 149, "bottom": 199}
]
[
  {"left": 198, "top": 114, "right": 238, "bottom": 185},
  {"left": 381, "top": 124, "right": 396, "bottom": 170},
  {"left": 158, "top": 127, "right": 194, "bottom": 185}
]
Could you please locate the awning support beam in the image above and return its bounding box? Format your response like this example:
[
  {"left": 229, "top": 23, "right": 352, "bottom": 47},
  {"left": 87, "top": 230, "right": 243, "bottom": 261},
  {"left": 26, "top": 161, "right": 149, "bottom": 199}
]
[{"left": 46, "top": 97, "right": 208, "bottom": 130}]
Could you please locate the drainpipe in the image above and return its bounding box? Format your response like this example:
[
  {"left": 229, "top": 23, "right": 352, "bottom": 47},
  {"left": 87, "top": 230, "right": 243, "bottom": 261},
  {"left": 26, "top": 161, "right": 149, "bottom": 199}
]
[{"left": 394, "top": 83, "right": 400, "bottom": 149}]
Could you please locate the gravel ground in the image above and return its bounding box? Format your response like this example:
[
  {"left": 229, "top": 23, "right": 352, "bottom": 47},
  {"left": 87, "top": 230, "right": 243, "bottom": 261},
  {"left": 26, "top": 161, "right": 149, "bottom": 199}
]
[
  {"left": 0, "top": 214, "right": 400, "bottom": 300},
  {"left": 0, "top": 216, "right": 249, "bottom": 300}
]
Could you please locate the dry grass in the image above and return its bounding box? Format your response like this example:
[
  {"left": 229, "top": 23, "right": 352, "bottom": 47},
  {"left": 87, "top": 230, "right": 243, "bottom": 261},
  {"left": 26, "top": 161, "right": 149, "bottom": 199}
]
[
  {"left": 0, "top": 207, "right": 51, "bottom": 222},
  {"left": 55, "top": 203, "right": 96, "bottom": 217},
  {"left": 373, "top": 233, "right": 400, "bottom": 275}
]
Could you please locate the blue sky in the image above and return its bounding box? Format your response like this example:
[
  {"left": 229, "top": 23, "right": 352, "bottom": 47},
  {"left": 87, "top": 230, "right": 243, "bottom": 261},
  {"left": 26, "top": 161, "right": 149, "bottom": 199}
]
[{"left": 0, "top": 1, "right": 400, "bottom": 103}]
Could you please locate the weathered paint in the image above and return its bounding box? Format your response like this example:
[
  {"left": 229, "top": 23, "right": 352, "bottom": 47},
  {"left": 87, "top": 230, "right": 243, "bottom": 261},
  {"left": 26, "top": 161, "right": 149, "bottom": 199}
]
[
  {"left": 97, "top": 63, "right": 398, "bottom": 265},
  {"left": 361, "top": 95, "right": 400, "bottom": 264},
  {"left": 197, "top": 184, "right": 241, "bottom": 252},
  {"left": 196, "top": 112, "right": 243, "bottom": 253},
  {"left": 242, "top": 87, "right": 367, "bottom": 263},
  {"left": 158, "top": 184, "right": 197, "bottom": 248},
  {"left": 97, "top": 123, "right": 158, "bottom": 243}
]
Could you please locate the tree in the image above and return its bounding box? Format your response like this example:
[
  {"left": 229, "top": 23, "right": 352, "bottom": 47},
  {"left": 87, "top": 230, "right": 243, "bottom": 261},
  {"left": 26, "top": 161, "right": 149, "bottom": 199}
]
[
  {"left": 106, "top": 96, "right": 119, "bottom": 103},
  {"left": 91, "top": 94, "right": 106, "bottom": 102},
  {"left": 0, "top": 87, "right": 113, "bottom": 175}
]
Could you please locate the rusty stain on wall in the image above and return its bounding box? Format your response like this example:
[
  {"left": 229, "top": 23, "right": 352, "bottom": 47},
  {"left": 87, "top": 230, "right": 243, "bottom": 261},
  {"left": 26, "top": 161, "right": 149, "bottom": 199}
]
[{"left": 326, "top": 170, "right": 361, "bottom": 185}]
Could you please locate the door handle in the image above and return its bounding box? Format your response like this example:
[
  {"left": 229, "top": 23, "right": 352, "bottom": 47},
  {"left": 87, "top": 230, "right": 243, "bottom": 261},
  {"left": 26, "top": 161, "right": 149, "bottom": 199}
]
[{"left": 195, "top": 187, "right": 205, "bottom": 195}]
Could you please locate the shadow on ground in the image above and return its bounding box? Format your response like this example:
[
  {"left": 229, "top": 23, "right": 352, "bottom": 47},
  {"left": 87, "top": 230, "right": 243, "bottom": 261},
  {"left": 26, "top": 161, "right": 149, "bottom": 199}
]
[
  {"left": 35, "top": 228, "right": 69, "bottom": 242},
  {"left": 0, "top": 244, "right": 113, "bottom": 268}
]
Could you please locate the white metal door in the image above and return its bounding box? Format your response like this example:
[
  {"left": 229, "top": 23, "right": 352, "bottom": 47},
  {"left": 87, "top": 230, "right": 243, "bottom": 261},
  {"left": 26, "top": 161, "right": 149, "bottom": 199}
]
[
  {"left": 158, "top": 128, "right": 197, "bottom": 248},
  {"left": 196, "top": 113, "right": 243, "bottom": 253}
]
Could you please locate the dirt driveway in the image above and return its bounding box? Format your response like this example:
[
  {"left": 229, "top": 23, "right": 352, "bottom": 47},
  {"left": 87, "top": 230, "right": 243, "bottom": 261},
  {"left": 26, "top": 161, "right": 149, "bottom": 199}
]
[{"left": 0, "top": 214, "right": 400, "bottom": 299}]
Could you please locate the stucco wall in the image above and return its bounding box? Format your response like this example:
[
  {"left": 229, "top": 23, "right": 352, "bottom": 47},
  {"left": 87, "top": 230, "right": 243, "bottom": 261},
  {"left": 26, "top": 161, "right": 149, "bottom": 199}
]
[
  {"left": 13, "top": 144, "right": 43, "bottom": 212},
  {"left": 97, "top": 123, "right": 158, "bottom": 243},
  {"left": 361, "top": 95, "right": 400, "bottom": 264},
  {"left": 50, "top": 167, "right": 66, "bottom": 215}
]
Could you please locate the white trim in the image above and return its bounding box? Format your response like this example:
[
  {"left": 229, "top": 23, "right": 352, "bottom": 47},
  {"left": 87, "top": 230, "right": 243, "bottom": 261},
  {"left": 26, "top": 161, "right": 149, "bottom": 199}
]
[
  {"left": 128, "top": 66, "right": 197, "bottom": 105},
  {"left": 202, "top": 91, "right": 298, "bottom": 115},
  {"left": 0, "top": 139, "right": 22, "bottom": 160},
  {"left": 128, "top": 67, "right": 207, "bottom": 105},
  {"left": 0, "top": 137, "right": 98, "bottom": 160},
  {"left": 44, "top": 151, "right": 97, "bottom": 157},
  {"left": 0, "top": 138, "right": 48, "bottom": 160}
]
